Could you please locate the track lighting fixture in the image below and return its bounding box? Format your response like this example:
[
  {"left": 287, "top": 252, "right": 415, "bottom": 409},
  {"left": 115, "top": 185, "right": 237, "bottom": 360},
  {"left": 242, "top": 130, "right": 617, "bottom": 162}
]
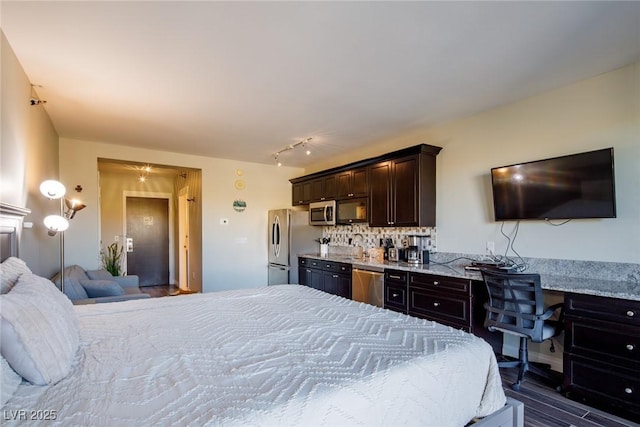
[
  {"left": 29, "top": 84, "right": 47, "bottom": 106},
  {"left": 272, "top": 137, "right": 312, "bottom": 166}
]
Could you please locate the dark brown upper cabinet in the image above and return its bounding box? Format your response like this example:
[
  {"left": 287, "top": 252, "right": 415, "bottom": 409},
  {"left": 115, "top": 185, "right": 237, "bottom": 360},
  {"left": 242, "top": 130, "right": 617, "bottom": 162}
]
[
  {"left": 368, "top": 149, "right": 439, "bottom": 227},
  {"left": 290, "top": 144, "right": 441, "bottom": 222},
  {"left": 336, "top": 167, "right": 368, "bottom": 199}
]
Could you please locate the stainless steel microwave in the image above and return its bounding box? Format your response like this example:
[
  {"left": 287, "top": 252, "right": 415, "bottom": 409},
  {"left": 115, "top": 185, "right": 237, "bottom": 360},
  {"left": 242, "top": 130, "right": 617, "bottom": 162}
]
[{"left": 309, "top": 200, "right": 336, "bottom": 226}]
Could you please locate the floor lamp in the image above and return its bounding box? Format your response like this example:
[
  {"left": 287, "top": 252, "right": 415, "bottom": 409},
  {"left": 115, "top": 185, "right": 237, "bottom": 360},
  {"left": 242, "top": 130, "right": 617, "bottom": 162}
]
[{"left": 40, "top": 180, "right": 86, "bottom": 294}]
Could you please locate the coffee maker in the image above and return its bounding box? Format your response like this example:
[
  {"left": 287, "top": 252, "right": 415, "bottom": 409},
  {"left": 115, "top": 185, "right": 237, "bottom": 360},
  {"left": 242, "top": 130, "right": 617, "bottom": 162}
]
[{"left": 406, "top": 235, "right": 430, "bottom": 265}]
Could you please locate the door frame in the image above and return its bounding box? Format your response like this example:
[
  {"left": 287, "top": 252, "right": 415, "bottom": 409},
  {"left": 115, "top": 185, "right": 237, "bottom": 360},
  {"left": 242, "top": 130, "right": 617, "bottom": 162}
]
[
  {"left": 178, "top": 186, "right": 190, "bottom": 291},
  {"left": 122, "top": 191, "right": 175, "bottom": 284}
]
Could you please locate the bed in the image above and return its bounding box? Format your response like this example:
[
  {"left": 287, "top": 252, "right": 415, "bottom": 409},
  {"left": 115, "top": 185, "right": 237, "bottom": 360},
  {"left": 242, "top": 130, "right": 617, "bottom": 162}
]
[
  {"left": 1, "top": 282, "right": 522, "bottom": 426},
  {"left": 1, "top": 209, "right": 522, "bottom": 426}
]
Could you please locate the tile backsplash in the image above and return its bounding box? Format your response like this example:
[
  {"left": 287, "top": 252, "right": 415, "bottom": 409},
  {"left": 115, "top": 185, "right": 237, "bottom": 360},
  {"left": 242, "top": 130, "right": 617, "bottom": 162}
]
[{"left": 322, "top": 224, "right": 436, "bottom": 251}]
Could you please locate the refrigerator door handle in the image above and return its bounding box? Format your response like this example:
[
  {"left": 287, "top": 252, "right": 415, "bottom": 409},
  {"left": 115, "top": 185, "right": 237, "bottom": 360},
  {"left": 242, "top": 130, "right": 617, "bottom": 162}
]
[{"left": 274, "top": 215, "right": 281, "bottom": 258}]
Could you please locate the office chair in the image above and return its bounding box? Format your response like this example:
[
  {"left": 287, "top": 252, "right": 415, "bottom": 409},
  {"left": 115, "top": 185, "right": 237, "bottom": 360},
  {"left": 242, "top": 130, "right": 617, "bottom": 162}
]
[{"left": 480, "top": 269, "right": 564, "bottom": 391}]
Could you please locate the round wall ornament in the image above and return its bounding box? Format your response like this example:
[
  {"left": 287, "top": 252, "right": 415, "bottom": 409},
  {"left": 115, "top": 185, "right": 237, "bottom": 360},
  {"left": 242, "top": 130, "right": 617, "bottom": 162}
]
[
  {"left": 233, "top": 199, "right": 247, "bottom": 212},
  {"left": 234, "top": 179, "right": 245, "bottom": 190}
]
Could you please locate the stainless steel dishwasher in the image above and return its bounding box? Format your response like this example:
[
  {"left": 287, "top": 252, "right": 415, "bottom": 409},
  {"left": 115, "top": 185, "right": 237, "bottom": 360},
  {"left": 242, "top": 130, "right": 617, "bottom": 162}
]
[{"left": 351, "top": 268, "right": 384, "bottom": 308}]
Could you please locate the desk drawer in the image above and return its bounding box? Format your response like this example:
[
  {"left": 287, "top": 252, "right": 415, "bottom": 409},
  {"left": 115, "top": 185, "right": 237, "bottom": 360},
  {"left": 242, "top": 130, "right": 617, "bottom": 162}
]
[
  {"left": 565, "top": 293, "right": 640, "bottom": 326},
  {"left": 566, "top": 319, "right": 639, "bottom": 368},
  {"left": 564, "top": 355, "right": 640, "bottom": 410},
  {"left": 409, "top": 288, "right": 470, "bottom": 326},
  {"left": 409, "top": 273, "right": 471, "bottom": 295}
]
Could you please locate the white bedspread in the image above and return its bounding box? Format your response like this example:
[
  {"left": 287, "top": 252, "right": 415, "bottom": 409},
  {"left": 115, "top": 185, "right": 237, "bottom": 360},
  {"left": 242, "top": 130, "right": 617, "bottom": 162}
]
[{"left": 3, "top": 285, "right": 506, "bottom": 426}]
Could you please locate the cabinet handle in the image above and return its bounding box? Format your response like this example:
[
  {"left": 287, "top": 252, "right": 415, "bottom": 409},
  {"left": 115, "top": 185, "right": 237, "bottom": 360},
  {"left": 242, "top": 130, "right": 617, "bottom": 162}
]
[
  {"left": 433, "top": 302, "right": 440, "bottom": 307},
  {"left": 320, "top": 197, "right": 326, "bottom": 201},
  {"left": 626, "top": 344, "right": 635, "bottom": 351},
  {"left": 625, "top": 387, "right": 633, "bottom": 394},
  {"left": 332, "top": 274, "right": 338, "bottom": 278},
  {"left": 389, "top": 275, "right": 401, "bottom": 279},
  {"left": 626, "top": 310, "right": 635, "bottom": 317},
  {"left": 306, "top": 269, "right": 311, "bottom": 273},
  {"left": 325, "top": 264, "right": 331, "bottom": 268},
  {"left": 433, "top": 281, "right": 439, "bottom": 286},
  {"left": 392, "top": 293, "right": 399, "bottom": 298}
]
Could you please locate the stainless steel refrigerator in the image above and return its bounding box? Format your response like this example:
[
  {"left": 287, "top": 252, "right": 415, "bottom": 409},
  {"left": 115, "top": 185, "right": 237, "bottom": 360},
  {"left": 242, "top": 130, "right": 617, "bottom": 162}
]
[{"left": 268, "top": 209, "right": 322, "bottom": 285}]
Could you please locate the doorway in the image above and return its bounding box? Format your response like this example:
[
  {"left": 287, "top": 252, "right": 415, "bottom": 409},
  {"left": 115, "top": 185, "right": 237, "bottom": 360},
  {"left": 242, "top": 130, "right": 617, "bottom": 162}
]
[
  {"left": 97, "top": 159, "right": 203, "bottom": 293},
  {"left": 125, "top": 195, "right": 170, "bottom": 286}
]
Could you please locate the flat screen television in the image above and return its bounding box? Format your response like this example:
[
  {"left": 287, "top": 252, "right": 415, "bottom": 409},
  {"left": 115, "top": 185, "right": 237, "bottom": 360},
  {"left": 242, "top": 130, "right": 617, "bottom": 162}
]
[{"left": 490, "top": 148, "right": 616, "bottom": 221}]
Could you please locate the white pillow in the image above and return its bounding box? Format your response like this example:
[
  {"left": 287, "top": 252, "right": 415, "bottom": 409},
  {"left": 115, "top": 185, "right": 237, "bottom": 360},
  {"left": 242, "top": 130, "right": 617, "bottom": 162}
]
[
  {"left": 0, "top": 355, "right": 22, "bottom": 407},
  {"left": 0, "top": 257, "right": 32, "bottom": 294},
  {"left": 0, "top": 273, "right": 79, "bottom": 385}
]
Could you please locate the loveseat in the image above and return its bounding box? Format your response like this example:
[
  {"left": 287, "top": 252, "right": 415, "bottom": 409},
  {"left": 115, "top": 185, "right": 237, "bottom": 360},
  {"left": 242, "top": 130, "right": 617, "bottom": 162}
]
[{"left": 51, "top": 265, "right": 150, "bottom": 304}]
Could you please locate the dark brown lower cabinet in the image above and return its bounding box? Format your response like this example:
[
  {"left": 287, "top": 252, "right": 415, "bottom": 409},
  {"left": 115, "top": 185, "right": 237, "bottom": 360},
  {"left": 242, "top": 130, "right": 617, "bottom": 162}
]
[
  {"left": 383, "top": 268, "right": 502, "bottom": 354},
  {"left": 298, "top": 257, "right": 351, "bottom": 299},
  {"left": 563, "top": 293, "right": 640, "bottom": 421}
]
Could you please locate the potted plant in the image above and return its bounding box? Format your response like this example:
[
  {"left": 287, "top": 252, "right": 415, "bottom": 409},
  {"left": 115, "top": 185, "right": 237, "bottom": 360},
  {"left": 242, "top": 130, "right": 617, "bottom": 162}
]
[{"left": 101, "top": 242, "right": 124, "bottom": 276}]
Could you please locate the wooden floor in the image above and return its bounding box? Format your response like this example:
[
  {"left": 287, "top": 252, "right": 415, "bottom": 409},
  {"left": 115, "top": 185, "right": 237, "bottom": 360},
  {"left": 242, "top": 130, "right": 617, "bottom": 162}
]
[
  {"left": 500, "top": 368, "right": 639, "bottom": 427},
  {"left": 140, "top": 287, "right": 638, "bottom": 426}
]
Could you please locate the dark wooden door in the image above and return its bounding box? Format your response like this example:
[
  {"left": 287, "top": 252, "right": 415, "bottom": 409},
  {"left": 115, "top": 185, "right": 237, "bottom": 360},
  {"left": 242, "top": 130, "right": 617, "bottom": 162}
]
[
  {"left": 368, "top": 161, "right": 391, "bottom": 226},
  {"left": 351, "top": 167, "right": 368, "bottom": 197},
  {"left": 126, "top": 197, "right": 169, "bottom": 286},
  {"left": 393, "top": 155, "right": 419, "bottom": 226}
]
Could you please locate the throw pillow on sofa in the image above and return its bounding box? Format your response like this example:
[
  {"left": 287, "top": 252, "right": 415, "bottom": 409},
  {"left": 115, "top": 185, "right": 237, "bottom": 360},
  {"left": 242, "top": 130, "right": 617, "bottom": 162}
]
[
  {"left": 79, "top": 279, "right": 124, "bottom": 298},
  {"left": 63, "top": 276, "right": 89, "bottom": 301},
  {"left": 86, "top": 269, "right": 114, "bottom": 280}
]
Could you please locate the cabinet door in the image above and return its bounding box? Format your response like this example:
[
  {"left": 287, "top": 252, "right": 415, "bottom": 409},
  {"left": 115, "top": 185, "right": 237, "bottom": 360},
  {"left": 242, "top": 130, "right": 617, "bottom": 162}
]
[
  {"left": 351, "top": 167, "right": 368, "bottom": 197},
  {"left": 310, "top": 179, "right": 324, "bottom": 202},
  {"left": 323, "top": 271, "right": 339, "bottom": 295},
  {"left": 368, "top": 161, "right": 392, "bottom": 227},
  {"left": 292, "top": 181, "right": 312, "bottom": 206},
  {"left": 336, "top": 171, "right": 352, "bottom": 199},
  {"left": 336, "top": 273, "right": 352, "bottom": 299},
  {"left": 322, "top": 175, "right": 337, "bottom": 200},
  {"left": 309, "top": 268, "right": 324, "bottom": 291},
  {"left": 392, "top": 155, "right": 419, "bottom": 226}
]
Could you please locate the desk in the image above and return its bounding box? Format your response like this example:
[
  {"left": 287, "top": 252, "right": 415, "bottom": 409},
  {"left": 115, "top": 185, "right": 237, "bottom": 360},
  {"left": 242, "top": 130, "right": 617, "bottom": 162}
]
[{"left": 300, "top": 252, "right": 640, "bottom": 419}]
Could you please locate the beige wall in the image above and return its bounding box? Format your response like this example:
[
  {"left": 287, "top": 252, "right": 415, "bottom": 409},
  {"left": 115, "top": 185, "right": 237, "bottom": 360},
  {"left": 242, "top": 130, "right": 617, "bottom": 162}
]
[
  {"left": 306, "top": 64, "right": 640, "bottom": 264},
  {"left": 59, "top": 138, "right": 303, "bottom": 292},
  {"left": 0, "top": 31, "right": 60, "bottom": 277}
]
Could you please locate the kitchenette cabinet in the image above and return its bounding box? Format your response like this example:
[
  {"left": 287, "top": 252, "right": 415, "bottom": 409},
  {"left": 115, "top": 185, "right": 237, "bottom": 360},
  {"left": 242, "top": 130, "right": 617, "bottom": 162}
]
[
  {"left": 384, "top": 269, "right": 409, "bottom": 314},
  {"left": 369, "top": 146, "right": 440, "bottom": 227},
  {"left": 298, "top": 257, "right": 351, "bottom": 299},
  {"left": 290, "top": 144, "right": 441, "bottom": 215},
  {"left": 336, "top": 167, "right": 368, "bottom": 199}
]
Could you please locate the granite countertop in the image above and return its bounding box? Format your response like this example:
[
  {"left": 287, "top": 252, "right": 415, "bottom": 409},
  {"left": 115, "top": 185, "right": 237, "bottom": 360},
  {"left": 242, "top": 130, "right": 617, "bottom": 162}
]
[{"left": 299, "top": 253, "right": 640, "bottom": 302}]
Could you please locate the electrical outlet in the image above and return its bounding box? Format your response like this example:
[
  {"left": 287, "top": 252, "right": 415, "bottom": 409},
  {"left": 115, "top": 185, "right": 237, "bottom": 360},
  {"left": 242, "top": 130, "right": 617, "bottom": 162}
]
[{"left": 486, "top": 241, "right": 495, "bottom": 255}]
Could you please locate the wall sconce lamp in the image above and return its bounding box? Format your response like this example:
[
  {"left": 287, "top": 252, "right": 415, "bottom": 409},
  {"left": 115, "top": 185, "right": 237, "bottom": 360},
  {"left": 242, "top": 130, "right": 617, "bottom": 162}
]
[{"left": 40, "top": 180, "right": 87, "bottom": 293}]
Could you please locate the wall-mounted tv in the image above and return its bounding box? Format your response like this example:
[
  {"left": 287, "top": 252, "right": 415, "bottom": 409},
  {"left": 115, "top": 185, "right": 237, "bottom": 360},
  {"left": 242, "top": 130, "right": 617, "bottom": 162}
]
[{"left": 490, "top": 148, "right": 616, "bottom": 221}]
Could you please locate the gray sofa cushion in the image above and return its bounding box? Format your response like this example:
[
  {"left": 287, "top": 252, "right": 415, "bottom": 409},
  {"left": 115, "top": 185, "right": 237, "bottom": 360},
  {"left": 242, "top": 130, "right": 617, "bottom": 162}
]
[
  {"left": 86, "top": 269, "right": 114, "bottom": 280},
  {"left": 63, "top": 277, "right": 89, "bottom": 300},
  {"left": 79, "top": 279, "right": 124, "bottom": 298}
]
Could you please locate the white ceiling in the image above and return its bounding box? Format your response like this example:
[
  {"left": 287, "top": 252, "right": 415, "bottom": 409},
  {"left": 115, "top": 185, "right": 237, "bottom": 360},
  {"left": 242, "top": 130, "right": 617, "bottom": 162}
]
[{"left": 2, "top": 1, "right": 639, "bottom": 168}]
